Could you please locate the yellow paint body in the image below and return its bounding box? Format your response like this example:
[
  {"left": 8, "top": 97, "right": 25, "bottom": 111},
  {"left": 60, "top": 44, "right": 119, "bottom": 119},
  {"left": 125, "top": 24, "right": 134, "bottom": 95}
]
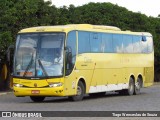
[{"left": 13, "top": 24, "right": 154, "bottom": 97}]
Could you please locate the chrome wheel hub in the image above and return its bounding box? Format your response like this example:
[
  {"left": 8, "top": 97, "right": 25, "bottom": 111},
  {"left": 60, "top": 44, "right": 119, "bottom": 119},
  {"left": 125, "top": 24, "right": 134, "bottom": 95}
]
[{"left": 77, "top": 86, "right": 82, "bottom": 96}]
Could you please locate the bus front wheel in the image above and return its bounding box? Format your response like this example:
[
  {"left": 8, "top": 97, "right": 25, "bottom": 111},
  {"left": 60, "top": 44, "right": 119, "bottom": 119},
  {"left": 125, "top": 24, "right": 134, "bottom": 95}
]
[
  {"left": 30, "top": 96, "right": 45, "bottom": 102},
  {"left": 69, "top": 81, "right": 85, "bottom": 101}
]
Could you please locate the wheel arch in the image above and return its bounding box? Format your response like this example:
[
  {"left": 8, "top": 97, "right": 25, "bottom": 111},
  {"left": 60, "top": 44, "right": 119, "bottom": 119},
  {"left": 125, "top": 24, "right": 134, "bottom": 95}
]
[
  {"left": 77, "top": 77, "right": 86, "bottom": 94},
  {"left": 137, "top": 74, "right": 143, "bottom": 88},
  {"left": 130, "top": 74, "right": 135, "bottom": 83}
]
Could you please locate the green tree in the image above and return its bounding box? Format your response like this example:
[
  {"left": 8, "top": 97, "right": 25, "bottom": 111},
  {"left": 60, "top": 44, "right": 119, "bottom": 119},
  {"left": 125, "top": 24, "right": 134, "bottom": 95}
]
[{"left": 0, "top": 1, "right": 160, "bottom": 60}]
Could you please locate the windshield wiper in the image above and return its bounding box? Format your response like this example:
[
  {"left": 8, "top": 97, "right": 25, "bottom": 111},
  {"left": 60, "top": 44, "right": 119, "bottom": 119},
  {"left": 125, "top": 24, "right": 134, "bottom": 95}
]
[
  {"left": 23, "top": 53, "right": 34, "bottom": 77},
  {"left": 38, "top": 59, "right": 48, "bottom": 77}
]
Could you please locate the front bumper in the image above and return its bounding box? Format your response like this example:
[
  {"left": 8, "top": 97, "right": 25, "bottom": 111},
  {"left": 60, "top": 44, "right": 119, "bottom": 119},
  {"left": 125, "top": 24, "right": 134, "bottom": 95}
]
[{"left": 13, "top": 86, "right": 65, "bottom": 97}]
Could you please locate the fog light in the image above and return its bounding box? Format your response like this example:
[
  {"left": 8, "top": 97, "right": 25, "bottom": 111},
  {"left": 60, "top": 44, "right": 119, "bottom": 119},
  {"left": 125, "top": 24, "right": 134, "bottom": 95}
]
[
  {"left": 13, "top": 84, "right": 23, "bottom": 87},
  {"left": 48, "top": 82, "right": 63, "bottom": 87}
]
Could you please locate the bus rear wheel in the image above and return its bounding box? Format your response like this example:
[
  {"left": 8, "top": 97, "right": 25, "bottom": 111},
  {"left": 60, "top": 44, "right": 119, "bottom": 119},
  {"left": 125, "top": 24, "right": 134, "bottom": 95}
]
[
  {"left": 125, "top": 77, "right": 135, "bottom": 95},
  {"left": 69, "top": 81, "right": 85, "bottom": 101},
  {"left": 119, "top": 77, "right": 135, "bottom": 95},
  {"left": 30, "top": 96, "right": 45, "bottom": 102},
  {"left": 134, "top": 77, "right": 142, "bottom": 95}
]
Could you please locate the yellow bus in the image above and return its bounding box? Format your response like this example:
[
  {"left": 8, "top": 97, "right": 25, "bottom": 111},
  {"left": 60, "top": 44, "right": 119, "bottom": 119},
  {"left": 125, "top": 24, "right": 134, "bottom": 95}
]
[{"left": 13, "top": 24, "right": 154, "bottom": 102}]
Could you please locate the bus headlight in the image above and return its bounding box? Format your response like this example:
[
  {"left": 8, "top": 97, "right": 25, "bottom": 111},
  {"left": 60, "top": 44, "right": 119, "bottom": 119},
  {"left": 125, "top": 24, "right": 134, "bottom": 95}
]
[
  {"left": 13, "top": 84, "right": 23, "bottom": 87},
  {"left": 48, "top": 82, "right": 63, "bottom": 87}
]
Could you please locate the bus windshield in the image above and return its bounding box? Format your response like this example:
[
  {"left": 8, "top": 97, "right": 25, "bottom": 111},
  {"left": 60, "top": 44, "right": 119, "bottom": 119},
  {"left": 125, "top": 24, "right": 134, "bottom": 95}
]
[{"left": 13, "top": 33, "right": 65, "bottom": 78}]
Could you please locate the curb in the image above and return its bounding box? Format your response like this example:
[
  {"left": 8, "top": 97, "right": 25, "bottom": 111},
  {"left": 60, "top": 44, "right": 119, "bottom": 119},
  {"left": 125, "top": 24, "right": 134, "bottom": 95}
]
[
  {"left": 0, "top": 91, "right": 12, "bottom": 96},
  {"left": 0, "top": 92, "right": 7, "bottom": 96}
]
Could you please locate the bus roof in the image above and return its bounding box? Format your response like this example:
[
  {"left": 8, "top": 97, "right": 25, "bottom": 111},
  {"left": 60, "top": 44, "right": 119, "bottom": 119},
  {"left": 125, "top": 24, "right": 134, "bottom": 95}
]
[{"left": 18, "top": 24, "right": 152, "bottom": 36}]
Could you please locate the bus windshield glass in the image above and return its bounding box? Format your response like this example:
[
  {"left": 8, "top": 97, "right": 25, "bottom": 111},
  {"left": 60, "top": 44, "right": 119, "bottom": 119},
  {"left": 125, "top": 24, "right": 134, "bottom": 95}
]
[{"left": 13, "top": 33, "right": 65, "bottom": 78}]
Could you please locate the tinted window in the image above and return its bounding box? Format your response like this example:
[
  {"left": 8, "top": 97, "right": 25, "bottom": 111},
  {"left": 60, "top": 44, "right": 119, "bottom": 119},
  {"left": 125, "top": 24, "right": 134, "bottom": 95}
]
[
  {"left": 78, "top": 31, "right": 90, "bottom": 54},
  {"left": 90, "top": 33, "right": 102, "bottom": 52},
  {"left": 113, "top": 34, "right": 123, "bottom": 53},
  {"left": 147, "top": 36, "right": 153, "bottom": 53},
  {"left": 102, "top": 33, "right": 113, "bottom": 53},
  {"left": 123, "top": 35, "right": 133, "bottom": 53},
  {"left": 77, "top": 31, "right": 153, "bottom": 54},
  {"left": 133, "top": 36, "right": 141, "bottom": 53},
  {"left": 141, "top": 36, "right": 148, "bottom": 53}
]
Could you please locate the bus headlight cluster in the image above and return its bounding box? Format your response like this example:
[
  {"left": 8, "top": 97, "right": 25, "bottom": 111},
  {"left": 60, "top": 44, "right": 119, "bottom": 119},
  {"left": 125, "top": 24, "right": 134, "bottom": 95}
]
[
  {"left": 48, "top": 82, "right": 63, "bottom": 87},
  {"left": 13, "top": 84, "right": 23, "bottom": 87}
]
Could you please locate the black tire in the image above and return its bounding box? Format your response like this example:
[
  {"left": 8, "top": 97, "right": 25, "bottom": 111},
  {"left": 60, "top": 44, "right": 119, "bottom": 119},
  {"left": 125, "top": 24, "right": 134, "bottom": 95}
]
[
  {"left": 123, "top": 77, "right": 135, "bottom": 95},
  {"left": 89, "top": 92, "right": 106, "bottom": 97},
  {"left": 126, "top": 77, "right": 135, "bottom": 95},
  {"left": 30, "top": 96, "right": 45, "bottom": 102},
  {"left": 134, "top": 77, "right": 142, "bottom": 95},
  {"left": 70, "top": 81, "right": 85, "bottom": 101}
]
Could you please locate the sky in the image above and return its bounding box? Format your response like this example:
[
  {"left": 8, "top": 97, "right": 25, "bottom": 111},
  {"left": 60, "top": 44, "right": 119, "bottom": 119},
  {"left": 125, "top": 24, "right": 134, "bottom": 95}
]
[{"left": 46, "top": 0, "right": 160, "bottom": 17}]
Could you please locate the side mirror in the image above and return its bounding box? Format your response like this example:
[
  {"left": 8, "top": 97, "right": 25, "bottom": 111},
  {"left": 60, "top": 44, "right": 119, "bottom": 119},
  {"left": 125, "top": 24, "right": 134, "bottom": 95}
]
[
  {"left": 7, "top": 44, "right": 14, "bottom": 62},
  {"left": 65, "top": 46, "right": 73, "bottom": 73},
  {"left": 142, "top": 36, "right": 147, "bottom": 42},
  {"left": 65, "top": 46, "right": 72, "bottom": 64}
]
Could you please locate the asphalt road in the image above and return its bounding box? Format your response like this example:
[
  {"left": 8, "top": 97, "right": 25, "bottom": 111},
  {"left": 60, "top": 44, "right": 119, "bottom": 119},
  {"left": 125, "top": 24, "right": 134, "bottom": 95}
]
[{"left": 0, "top": 83, "right": 160, "bottom": 120}]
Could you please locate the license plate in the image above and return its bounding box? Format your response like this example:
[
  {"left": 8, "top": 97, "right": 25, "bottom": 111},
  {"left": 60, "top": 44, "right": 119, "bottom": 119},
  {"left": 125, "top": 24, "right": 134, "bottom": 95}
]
[{"left": 31, "top": 90, "right": 40, "bottom": 94}]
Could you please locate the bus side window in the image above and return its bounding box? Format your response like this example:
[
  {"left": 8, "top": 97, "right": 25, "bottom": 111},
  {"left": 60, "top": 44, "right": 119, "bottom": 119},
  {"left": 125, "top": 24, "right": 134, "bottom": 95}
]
[
  {"left": 78, "top": 31, "right": 90, "bottom": 54},
  {"left": 113, "top": 34, "right": 123, "bottom": 53},
  {"left": 90, "top": 33, "right": 102, "bottom": 53},
  {"left": 133, "top": 36, "right": 141, "bottom": 53},
  {"left": 102, "top": 33, "right": 113, "bottom": 53},
  {"left": 141, "top": 36, "right": 148, "bottom": 53},
  {"left": 147, "top": 36, "right": 153, "bottom": 53},
  {"left": 123, "top": 35, "right": 133, "bottom": 53}
]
